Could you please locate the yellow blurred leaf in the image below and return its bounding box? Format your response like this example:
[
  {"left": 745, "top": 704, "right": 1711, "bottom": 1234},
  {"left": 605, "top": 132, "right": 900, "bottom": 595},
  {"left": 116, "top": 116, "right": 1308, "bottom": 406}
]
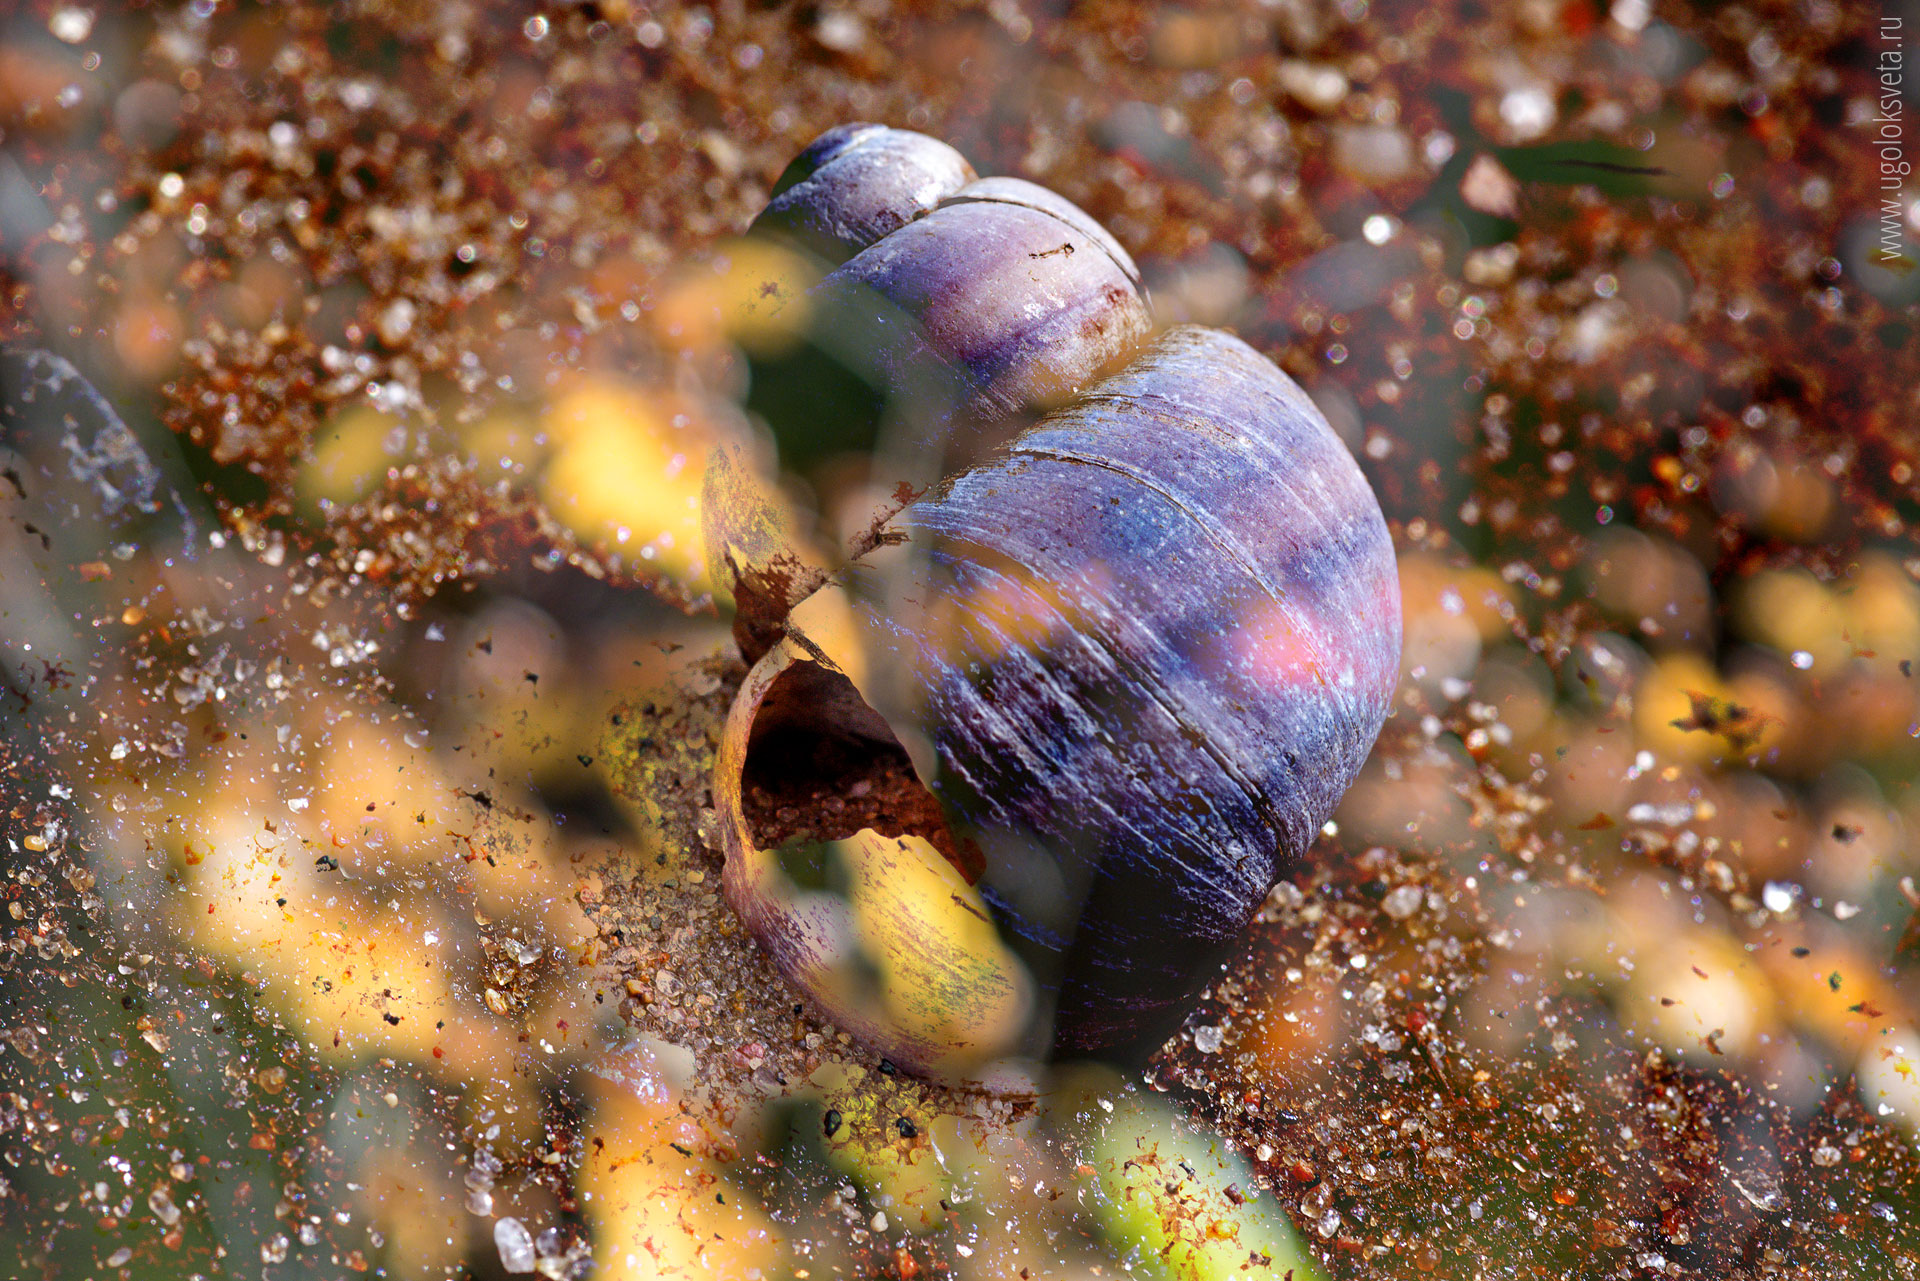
[{"left": 539, "top": 378, "right": 712, "bottom": 591}]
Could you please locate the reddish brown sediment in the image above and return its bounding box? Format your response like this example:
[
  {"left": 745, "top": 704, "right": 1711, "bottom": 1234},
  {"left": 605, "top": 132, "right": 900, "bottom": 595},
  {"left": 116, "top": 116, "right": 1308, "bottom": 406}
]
[{"left": 2, "top": 1, "right": 1917, "bottom": 1277}]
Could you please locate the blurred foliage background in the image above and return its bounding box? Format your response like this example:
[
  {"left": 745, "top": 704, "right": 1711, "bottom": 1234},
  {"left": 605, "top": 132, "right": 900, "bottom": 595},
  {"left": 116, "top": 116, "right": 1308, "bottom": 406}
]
[{"left": 2, "top": 0, "right": 1920, "bottom": 1278}]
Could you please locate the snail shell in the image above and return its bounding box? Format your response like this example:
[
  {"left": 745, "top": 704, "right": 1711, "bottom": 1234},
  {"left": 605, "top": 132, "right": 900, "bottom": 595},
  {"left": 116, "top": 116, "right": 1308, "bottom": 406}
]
[{"left": 713, "top": 129, "right": 1400, "bottom": 1079}]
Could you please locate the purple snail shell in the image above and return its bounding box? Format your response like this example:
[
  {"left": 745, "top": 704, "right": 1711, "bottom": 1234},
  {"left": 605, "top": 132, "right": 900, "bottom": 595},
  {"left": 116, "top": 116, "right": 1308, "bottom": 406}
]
[{"left": 712, "top": 128, "right": 1401, "bottom": 1080}]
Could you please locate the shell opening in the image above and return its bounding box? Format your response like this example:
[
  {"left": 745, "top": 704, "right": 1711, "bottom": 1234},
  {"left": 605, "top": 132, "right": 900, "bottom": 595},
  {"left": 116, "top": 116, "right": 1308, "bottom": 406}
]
[{"left": 739, "top": 655, "right": 984, "bottom": 885}]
